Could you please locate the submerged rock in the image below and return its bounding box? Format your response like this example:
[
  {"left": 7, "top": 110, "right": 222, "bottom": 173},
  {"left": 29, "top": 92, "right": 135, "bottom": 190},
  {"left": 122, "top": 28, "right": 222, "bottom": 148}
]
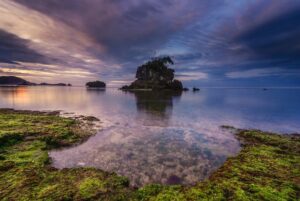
[
  {"left": 166, "top": 175, "right": 183, "bottom": 185},
  {"left": 82, "top": 116, "right": 100, "bottom": 122},
  {"left": 86, "top": 81, "right": 106, "bottom": 88},
  {"left": 120, "top": 57, "right": 185, "bottom": 91}
]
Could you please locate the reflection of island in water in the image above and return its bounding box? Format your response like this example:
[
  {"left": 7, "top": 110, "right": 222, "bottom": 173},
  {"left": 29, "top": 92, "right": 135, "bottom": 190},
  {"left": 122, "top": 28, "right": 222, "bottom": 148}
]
[
  {"left": 86, "top": 88, "right": 106, "bottom": 94},
  {"left": 130, "top": 90, "right": 182, "bottom": 126}
]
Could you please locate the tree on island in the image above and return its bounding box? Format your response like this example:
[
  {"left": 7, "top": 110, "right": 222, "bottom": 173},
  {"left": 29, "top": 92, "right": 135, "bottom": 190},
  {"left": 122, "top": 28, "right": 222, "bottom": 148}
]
[
  {"left": 121, "top": 56, "right": 184, "bottom": 91},
  {"left": 135, "top": 56, "right": 175, "bottom": 81},
  {"left": 86, "top": 81, "right": 106, "bottom": 88}
]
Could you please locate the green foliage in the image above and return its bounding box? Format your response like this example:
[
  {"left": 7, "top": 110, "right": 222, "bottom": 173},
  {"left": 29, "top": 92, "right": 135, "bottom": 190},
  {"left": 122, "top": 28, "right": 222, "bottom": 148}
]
[
  {"left": 136, "top": 57, "right": 175, "bottom": 81},
  {"left": 143, "top": 56, "right": 174, "bottom": 70},
  {"left": 0, "top": 110, "right": 299, "bottom": 200}
]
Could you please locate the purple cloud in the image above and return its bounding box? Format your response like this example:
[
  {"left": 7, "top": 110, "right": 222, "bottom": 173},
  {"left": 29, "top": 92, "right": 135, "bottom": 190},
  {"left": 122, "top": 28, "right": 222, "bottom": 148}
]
[{"left": 0, "top": 0, "right": 299, "bottom": 86}]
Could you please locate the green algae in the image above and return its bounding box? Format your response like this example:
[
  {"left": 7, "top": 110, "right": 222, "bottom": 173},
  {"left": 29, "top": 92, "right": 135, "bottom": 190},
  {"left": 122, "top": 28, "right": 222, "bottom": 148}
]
[
  {"left": 0, "top": 109, "right": 132, "bottom": 201},
  {"left": 0, "top": 109, "right": 299, "bottom": 200}
]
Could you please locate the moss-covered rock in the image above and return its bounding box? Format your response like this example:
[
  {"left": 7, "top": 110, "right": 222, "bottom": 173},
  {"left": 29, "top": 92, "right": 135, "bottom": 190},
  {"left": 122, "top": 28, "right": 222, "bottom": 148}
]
[
  {"left": 0, "top": 110, "right": 133, "bottom": 200},
  {"left": 0, "top": 109, "right": 299, "bottom": 200}
]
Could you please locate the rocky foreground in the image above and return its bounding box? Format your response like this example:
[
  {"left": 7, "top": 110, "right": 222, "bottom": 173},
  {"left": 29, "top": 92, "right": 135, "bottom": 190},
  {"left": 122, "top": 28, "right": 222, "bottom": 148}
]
[{"left": 0, "top": 109, "right": 299, "bottom": 200}]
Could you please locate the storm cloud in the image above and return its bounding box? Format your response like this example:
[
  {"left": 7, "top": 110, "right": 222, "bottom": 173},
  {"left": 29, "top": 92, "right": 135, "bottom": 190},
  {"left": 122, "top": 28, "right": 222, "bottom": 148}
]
[
  {"left": 0, "top": 29, "right": 46, "bottom": 64},
  {"left": 0, "top": 0, "right": 300, "bottom": 86},
  {"left": 236, "top": 8, "right": 300, "bottom": 63}
]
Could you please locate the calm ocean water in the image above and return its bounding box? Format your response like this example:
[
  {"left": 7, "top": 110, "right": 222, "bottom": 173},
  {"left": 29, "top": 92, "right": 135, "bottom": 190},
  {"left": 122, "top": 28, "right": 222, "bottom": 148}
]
[{"left": 1, "top": 86, "right": 299, "bottom": 186}]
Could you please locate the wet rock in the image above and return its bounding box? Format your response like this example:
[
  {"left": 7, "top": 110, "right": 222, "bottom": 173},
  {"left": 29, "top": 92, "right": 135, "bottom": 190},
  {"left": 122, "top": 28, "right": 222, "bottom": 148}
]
[
  {"left": 166, "top": 175, "right": 182, "bottom": 185},
  {"left": 120, "top": 85, "right": 130, "bottom": 90},
  {"left": 83, "top": 116, "right": 100, "bottom": 122},
  {"left": 193, "top": 87, "right": 200, "bottom": 92}
]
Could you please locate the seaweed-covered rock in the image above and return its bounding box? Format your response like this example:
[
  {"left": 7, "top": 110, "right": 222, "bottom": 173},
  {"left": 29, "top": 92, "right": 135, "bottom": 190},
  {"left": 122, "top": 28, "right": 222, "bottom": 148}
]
[
  {"left": 86, "top": 81, "right": 106, "bottom": 88},
  {"left": 121, "top": 57, "right": 184, "bottom": 91}
]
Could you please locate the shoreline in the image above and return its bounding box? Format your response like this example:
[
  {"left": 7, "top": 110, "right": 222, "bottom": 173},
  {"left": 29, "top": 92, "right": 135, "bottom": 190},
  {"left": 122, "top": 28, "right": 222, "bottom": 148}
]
[
  {"left": 2, "top": 85, "right": 300, "bottom": 89},
  {"left": 0, "top": 109, "right": 299, "bottom": 200}
]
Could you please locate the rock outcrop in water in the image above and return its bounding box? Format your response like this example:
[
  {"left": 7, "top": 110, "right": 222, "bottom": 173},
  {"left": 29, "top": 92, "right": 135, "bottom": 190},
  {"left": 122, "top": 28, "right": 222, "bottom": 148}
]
[
  {"left": 121, "top": 57, "right": 184, "bottom": 91},
  {"left": 86, "top": 80, "right": 106, "bottom": 88},
  {"left": 193, "top": 87, "right": 200, "bottom": 92}
]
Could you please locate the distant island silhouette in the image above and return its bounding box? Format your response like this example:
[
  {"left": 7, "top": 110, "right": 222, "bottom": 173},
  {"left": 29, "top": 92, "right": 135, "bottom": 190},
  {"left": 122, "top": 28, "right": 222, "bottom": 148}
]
[
  {"left": 0, "top": 76, "right": 34, "bottom": 86},
  {"left": 0, "top": 76, "right": 71, "bottom": 86},
  {"left": 86, "top": 81, "right": 106, "bottom": 88}
]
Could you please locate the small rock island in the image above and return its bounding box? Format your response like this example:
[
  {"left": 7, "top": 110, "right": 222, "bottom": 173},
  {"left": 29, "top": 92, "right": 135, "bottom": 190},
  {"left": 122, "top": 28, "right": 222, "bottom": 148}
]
[
  {"left": 86, "top": 80, "right": 106, "bottom": 88},
  {"left": 120, "top": 57, "right": 184, "bottom": 91},
  {"left": 193, "top": 87, "right": 200, "bottom": 92}
]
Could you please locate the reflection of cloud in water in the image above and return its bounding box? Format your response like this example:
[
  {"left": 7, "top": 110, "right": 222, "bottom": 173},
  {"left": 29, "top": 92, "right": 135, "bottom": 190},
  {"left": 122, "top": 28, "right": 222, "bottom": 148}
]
[
  {"left": 1, "top": 87, "right": 299, "bottom": 186},
  {"left": 50, "top": 90, "right": 240, "bottom": 187},
  {"left": 50, "top": 126, "right": 240, "bottom": 186}
]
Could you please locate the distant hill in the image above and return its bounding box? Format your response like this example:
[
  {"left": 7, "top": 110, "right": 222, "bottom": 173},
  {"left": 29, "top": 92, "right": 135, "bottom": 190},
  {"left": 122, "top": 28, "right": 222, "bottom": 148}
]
[
  {"left": 40, "top": 83, "right": 72, "bottom": 86},
  {"left": 0, "top": 76, "right": 72, "bottom": 86},
  {"left": 0, "top": 76, "right": 35, "bottom": 86}
]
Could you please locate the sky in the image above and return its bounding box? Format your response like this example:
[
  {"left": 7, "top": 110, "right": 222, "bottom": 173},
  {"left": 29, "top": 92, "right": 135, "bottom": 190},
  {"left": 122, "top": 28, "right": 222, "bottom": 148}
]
[{"left": 0, "top": 0, "right": 300, "bottom": 87}]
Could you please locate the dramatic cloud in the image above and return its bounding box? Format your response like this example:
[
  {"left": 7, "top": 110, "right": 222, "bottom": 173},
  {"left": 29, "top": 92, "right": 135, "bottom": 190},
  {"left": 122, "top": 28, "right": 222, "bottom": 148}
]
[
  {"left": 0, "top": 0, "right": 299, "bottom": 86},
  {"left": 0, "top": 29, "right": 46, "bottom": 64},
  {"left": 235, "top": 8, "right": 300, "bottom": 64}
]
